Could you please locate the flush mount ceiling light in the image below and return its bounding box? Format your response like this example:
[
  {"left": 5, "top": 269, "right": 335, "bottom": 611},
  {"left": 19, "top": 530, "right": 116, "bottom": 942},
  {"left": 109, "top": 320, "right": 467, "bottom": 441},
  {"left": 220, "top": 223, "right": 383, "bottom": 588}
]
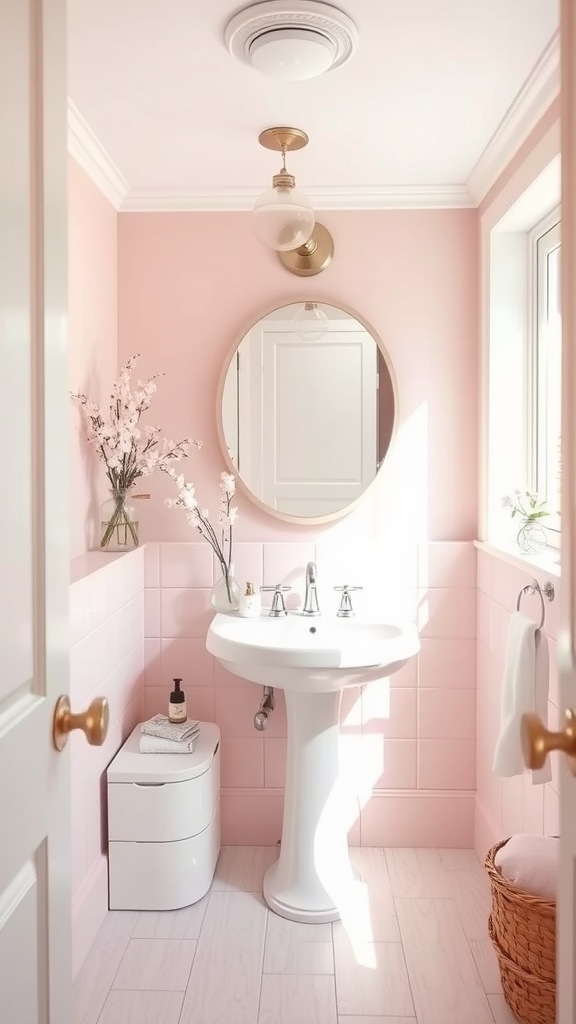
[
  {"left": 253, "top": 126, "right": 334, "bottom": 275},
  {"left": 225, "top": 1, "right": 358, "bottom": 81}
]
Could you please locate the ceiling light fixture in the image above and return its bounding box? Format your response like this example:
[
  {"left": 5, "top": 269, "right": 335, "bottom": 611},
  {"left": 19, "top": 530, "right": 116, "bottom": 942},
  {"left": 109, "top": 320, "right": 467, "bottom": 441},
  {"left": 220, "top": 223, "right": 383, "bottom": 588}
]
[
  {"left": 254, "top": 126, "right": 334, "bottom": 276},
  {"left": 225, "top": 1, "right": 358, "bottom": 82}
]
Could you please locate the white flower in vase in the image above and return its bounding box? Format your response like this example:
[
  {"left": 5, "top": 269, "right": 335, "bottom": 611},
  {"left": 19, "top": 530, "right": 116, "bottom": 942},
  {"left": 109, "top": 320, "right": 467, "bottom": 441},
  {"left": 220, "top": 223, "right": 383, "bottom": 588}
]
[{"left": 71, "top": 354, "right": 199, "bottom": 549}]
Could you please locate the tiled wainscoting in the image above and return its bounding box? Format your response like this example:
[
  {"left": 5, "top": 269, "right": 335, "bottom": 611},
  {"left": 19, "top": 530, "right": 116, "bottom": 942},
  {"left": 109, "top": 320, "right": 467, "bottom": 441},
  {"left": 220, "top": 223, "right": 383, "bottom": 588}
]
[
  {"left": 475, "top": 547, "right": 560, "bottom": 859},
  {"left": 142, "top": 540, "right": 477, "bottom": 848},
  {"left": 70, "top": 548, "right": 145, "bottom": 975}
]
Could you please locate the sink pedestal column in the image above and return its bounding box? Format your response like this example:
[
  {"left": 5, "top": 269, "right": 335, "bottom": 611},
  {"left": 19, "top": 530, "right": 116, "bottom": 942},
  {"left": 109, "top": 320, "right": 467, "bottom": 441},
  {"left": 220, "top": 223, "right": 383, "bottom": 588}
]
[{"left": 263, "top": 688, "right": 357, "bottom": 923}]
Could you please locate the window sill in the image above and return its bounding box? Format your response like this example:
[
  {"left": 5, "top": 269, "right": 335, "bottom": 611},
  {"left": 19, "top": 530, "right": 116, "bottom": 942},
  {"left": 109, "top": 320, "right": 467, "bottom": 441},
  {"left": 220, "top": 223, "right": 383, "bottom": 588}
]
[{"left": 474, "top": 539, "right": 561, "bottom": 579}]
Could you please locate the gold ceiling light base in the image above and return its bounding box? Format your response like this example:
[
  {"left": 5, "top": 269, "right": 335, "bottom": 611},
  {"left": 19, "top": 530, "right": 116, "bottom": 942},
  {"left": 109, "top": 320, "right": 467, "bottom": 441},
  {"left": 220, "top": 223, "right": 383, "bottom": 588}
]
[
  {"left": 258, "top": 127, "right": 309, "bottom": 153},
  {"left": 279, "top": 222, "right": 334, "bottom": 277}
]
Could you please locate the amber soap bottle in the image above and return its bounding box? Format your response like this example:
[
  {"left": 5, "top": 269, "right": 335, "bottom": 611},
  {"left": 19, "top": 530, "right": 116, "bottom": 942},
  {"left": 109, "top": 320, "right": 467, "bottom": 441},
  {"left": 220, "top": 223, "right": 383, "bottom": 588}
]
[{"left": 168, "top": 678, "right": 187, "bottom": 722}]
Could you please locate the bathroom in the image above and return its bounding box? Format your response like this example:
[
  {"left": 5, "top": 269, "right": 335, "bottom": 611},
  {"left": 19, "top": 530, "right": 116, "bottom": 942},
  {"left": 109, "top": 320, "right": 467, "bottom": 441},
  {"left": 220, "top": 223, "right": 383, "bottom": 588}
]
[{"left": 1, "top": 1, "right": 570, "bottom": 1023}]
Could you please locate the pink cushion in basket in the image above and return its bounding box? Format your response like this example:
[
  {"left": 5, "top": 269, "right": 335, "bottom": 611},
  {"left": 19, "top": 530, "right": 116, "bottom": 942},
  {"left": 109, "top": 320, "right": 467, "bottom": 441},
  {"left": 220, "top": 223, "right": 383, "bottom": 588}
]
[{"left": 494, "top": 834, "right": 558, "bottom": 900}]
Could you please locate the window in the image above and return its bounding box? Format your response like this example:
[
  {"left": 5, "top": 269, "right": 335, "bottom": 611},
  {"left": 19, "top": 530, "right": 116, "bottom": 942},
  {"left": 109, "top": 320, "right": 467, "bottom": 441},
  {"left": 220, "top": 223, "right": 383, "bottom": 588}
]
[{"left": 530, "top": 212, "right": 561, "bottom": 537}]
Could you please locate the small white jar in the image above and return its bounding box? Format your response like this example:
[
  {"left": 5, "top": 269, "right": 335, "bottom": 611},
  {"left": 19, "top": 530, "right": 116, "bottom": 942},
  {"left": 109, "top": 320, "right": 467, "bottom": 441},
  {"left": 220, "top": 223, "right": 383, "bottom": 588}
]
[{"left": 238, "top": 582, "right": 261, "bottom": 618}]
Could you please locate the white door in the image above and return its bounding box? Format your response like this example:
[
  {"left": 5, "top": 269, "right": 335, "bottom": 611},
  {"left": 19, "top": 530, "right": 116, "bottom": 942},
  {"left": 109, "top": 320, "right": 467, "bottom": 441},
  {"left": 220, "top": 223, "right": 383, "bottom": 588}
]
[
  {"left": 0, "top": 0, "right": 71, "bottom": 1021},
  {"left": 260, "top": 324, "right": 378, "bottom": 517},
  {"left": 523, "top": 5, "right": 576, "bottom": 1021},
  {"left": 557, "top": 3, "right": 576, "bottom": 1018}
]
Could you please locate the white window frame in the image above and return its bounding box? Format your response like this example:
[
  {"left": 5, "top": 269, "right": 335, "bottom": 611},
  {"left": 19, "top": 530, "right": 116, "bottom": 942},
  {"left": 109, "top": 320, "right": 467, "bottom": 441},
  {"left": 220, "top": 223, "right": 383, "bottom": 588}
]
[{"left": 528, "top": 208, "right": 561, "bottom": 542}]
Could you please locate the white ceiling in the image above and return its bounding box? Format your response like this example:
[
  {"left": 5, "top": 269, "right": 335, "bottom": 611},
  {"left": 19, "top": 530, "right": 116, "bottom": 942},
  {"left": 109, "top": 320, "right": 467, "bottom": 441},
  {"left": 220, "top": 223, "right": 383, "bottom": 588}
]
[{"left": 67, "top": 0, "right": 559, "bottom": 209}]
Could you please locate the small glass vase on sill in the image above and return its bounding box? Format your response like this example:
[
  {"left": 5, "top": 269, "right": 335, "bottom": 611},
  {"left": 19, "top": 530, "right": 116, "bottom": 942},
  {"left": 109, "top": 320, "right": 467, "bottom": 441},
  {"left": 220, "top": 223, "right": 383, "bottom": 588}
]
[
  {"left": 99, "top": 488, "right": 139, "bottom": 551},
  {"left": 211, "top": 562, "right": 241, "bottom": 613},
  {"left": 516, "top": 520, "right": 548, "bottom": 555}
]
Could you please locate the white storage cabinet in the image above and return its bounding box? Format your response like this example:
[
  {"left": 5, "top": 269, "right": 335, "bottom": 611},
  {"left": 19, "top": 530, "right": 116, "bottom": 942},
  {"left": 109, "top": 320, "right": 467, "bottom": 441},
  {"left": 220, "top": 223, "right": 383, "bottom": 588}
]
[{"left": 107, "top": 721, "right": 220, "bottom": 910}]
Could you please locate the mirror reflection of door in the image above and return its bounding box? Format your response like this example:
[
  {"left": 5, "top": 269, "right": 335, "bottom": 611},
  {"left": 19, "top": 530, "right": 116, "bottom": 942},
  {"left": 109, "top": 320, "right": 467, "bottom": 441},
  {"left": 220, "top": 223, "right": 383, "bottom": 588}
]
[{"left": 220, "top": 302, "right": 395, "bottom": 522}]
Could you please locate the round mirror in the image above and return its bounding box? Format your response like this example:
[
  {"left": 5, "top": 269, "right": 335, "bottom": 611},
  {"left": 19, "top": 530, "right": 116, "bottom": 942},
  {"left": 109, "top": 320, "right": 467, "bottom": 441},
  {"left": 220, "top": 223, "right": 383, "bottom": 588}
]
[{"left": 217, "top": 300, "right": 397, "bottom": 524}]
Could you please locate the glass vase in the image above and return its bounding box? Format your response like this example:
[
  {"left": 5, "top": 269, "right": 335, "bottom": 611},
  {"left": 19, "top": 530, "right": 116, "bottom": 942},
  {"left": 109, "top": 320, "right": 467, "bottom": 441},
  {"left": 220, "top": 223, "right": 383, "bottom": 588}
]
[
  {"left": 99, "top": 488, "right": 139, "bottom": 551},
  {"left": 516, "top": 521, "right": 547, "bottom": 555},
  {"left": 211, "top": 562, "right": 240, "bottom": 613}
]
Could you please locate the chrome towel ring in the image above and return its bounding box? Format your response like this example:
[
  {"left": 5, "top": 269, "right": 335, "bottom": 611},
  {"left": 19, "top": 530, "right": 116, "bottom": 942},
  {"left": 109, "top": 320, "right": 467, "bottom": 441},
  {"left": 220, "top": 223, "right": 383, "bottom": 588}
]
[{"left": 516, "top": 578, "right": 555, "bottom": 630}]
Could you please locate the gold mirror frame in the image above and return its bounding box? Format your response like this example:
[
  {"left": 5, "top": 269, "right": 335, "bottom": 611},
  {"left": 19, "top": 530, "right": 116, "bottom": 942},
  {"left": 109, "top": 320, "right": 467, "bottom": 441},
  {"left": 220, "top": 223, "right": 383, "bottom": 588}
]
[{"left": 215, "top": 298, "right": 399, "bottom": 525}]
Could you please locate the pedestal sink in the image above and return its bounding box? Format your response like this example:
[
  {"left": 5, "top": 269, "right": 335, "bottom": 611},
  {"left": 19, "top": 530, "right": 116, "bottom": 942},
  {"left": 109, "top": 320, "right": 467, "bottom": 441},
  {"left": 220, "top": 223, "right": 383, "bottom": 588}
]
[{"left": 207, "top": 613, "right": 420, "bottom": 923}]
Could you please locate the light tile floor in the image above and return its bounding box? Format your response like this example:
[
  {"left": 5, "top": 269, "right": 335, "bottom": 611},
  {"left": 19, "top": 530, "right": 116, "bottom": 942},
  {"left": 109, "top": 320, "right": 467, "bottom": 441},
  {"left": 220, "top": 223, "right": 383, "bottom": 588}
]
[{"left": 75, "top": 846, "right": 517, "bottom": 1024}]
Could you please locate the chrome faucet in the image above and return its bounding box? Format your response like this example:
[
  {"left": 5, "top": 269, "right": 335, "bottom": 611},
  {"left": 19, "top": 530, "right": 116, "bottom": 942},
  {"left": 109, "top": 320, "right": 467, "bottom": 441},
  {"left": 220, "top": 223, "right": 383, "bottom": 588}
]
[{"left": 302, "top": 561, "right": 320, "bottom": 616}]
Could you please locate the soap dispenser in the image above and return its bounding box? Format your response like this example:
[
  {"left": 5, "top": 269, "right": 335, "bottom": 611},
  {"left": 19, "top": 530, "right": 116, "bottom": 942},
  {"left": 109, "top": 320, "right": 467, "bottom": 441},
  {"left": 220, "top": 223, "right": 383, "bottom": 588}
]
[
  {"left": 168, "top": 678, "right": 187, "bottom": 722},
  {"left": 239, "top": 581, "right": 261, "bottom": 618}
]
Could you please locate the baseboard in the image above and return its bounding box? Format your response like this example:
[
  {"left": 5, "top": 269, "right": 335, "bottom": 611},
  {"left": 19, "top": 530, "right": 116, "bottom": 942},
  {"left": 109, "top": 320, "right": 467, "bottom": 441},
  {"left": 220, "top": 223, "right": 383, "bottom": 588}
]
[
  {"left": 220, "top": 788, "right": 475, "bottom": 847},
  {"left": 71, "top": 855, "right": 109, "bottom": 978}
]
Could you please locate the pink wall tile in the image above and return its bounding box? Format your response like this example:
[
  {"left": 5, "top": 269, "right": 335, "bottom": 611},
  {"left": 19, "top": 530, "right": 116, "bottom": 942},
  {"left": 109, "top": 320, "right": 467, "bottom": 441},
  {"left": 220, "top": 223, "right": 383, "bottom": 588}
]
[
  {"left": 361, "top": 795, "right": 474, "bottom": 847},
  {"left": 214, "top": 659, "right": 249, "bottom": 688},
  {"left": 144, "top": 683, "right": 215, "bottom": 722},
  {"left": 214, "top": 685, "right": 262, "bottom": 737},
  {"left": 387, "top": 657, "right": 417, "bottom": 688},
  {"left": 159, "top": 587, "right": 213, "bottom": 637},
  {"left": 144, "top": 542, "right": 160, "bottom": 587},
  {"left": 501, "top": 775, "right": 525, "bottom": 837},
  {"left": 417, "top": 588, "right": 477, "bottom": 638},
  {"left": 220, "top": 737, "right": 264, "bottom": 788},
  {"left": 362, "top": 685, "right": 417, "bottom": 738},
  {"left": 475, "top": 549, "right": 561, "bottom": 852},
  {"left": 224, "top": 543, "right": 264, "bottom": 594},
  {"left": 144, "top": 588, "right": 161, "bottom": 636},
  {"left": 418, "top": 688, "right": 476, "bottom": 739},
  {"left": 544, "top": 786, "right": 559, "bottom": 836},
  {"left": 418, "top": 738, "right": 476, "bottom": 790},
  {"left": 373, "top": 739, "right": 418, "bottom": 790},
  {"left": 69, "top": 555, "right": 146, "bottom": 975},
  {"left": 220, "top": 792, "right": 284, "bottom": 845},
  {"left": 264, "top": 738, "right": 287, "bottom": 788},
  {"left": 418, "top": 542, "right": 476, "bottom": 589},
  {"left": 144, "top": 637, "right": 162, "bottom": 686},
  {"left": 160, "top": 542, "right": 214, "bottom": 588},
  {"left": 417, "top": 638, "right": 476, "bottom": 688},
  {"left": 161, "top": 637, "right": 214, "bottom": 688}
]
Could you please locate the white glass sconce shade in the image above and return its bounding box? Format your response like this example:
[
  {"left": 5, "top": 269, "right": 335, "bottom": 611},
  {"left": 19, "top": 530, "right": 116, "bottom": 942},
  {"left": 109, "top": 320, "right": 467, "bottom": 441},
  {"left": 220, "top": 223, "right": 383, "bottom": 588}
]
[
  {"left": 253, "top": 183, "right": 315, "bottom": 251},
  {"left": 293, "top": 302, "right": 328, "bottom": 340}
]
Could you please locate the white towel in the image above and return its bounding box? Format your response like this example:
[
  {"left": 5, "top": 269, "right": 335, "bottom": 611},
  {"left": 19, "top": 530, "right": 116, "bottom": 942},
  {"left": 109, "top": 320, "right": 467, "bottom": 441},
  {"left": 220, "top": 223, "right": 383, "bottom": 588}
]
[
  {"left": 139, "top": 731, "right": 199, "bottom": 754},
  {"left": 492, "top": 610, "right": 551, "bottom": 784},
  {"left": 140, "top": 714, "right": 200, "bottom": 742}
]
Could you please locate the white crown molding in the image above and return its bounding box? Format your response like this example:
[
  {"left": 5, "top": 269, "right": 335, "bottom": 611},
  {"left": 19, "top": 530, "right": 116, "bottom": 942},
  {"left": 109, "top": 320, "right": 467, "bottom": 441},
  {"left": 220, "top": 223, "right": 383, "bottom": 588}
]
[
  {"left": 467, "top": 31, "right": 560, "bottom": 204},
  {"left": 120, "top": 182, "right": 475, "bottom": 212},
  {"left": 67, "top": 99, "right": 129, "bottom": 209}
]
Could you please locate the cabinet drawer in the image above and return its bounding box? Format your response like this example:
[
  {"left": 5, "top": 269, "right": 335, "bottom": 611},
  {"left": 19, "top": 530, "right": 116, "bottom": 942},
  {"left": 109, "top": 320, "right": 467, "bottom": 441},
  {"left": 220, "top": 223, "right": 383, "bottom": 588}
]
[
  {"left": 108, "top": 801, "right": 221, "bottom": 910},
  {"left": 108, "top": 748, "right": 220, "bottom": 842}
]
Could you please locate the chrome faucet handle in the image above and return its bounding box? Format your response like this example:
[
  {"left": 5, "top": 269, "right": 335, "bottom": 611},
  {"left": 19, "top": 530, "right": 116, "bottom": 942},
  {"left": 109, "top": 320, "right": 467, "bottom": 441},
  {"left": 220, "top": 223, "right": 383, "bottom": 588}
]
[
  {"left": 261, "top": 584, "right": 291, "bottom": 617},
  {"left": 334, "top": 585, "right": 363, "bottom": 618}
]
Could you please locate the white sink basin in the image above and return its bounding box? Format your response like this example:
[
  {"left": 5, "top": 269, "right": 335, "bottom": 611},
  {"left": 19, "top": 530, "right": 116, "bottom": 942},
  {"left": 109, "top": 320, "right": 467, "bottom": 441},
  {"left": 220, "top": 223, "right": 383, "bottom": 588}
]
[
  {"left": 206, "top": 613, "right": 420, "bottom": 692},
  {"left": 206, "top": 610, "right": 420, "bottom": 925}
]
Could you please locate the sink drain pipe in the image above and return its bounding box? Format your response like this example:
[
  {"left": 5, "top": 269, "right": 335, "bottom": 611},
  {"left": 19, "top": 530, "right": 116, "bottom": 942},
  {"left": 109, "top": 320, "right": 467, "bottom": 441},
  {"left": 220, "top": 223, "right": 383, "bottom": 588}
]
[{"left": 254, "top": 686, "right": 275, "bottom": 731}]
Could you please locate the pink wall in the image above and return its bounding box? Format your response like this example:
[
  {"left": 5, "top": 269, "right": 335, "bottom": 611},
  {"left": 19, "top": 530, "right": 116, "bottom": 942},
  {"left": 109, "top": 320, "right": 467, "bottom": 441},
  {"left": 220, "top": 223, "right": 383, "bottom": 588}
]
[
  {"left": 475, "top": 550, "right": 559, "bottom": 859},
  {"left": 118, "top": 209, "right": 479, "bottom": 846},
  {"left": 70, "top": 550, "right": 145, "bottom": 976},
  {"left": 68, "top": 158, "right": 118, "bottom": 559}
]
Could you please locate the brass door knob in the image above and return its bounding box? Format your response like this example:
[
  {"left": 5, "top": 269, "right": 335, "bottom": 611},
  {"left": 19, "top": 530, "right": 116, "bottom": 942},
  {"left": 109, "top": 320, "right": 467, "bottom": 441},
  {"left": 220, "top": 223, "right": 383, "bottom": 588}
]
[
  {"left": 521, "top": 708, "right": 576, "bottom": 774},
  {"left": 53, "top": 695, "right": 109, "bottom": 752}
]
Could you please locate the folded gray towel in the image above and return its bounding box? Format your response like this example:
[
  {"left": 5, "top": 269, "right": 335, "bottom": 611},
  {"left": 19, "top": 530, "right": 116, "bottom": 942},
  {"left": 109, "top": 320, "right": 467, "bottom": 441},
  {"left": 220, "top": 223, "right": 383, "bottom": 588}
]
[
  {"left": 139, "top": 734, "right": 197, "bottom": 754},
  {"left": 140, "top": 714, "right": 200, "bottom": 742}
]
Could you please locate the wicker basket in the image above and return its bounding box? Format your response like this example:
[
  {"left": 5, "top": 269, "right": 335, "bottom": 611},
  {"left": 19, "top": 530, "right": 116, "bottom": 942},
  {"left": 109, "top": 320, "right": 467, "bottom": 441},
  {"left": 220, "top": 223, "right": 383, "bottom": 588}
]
[{"left": 485, "top": 839, "right": 556, "bottom": 1024}]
